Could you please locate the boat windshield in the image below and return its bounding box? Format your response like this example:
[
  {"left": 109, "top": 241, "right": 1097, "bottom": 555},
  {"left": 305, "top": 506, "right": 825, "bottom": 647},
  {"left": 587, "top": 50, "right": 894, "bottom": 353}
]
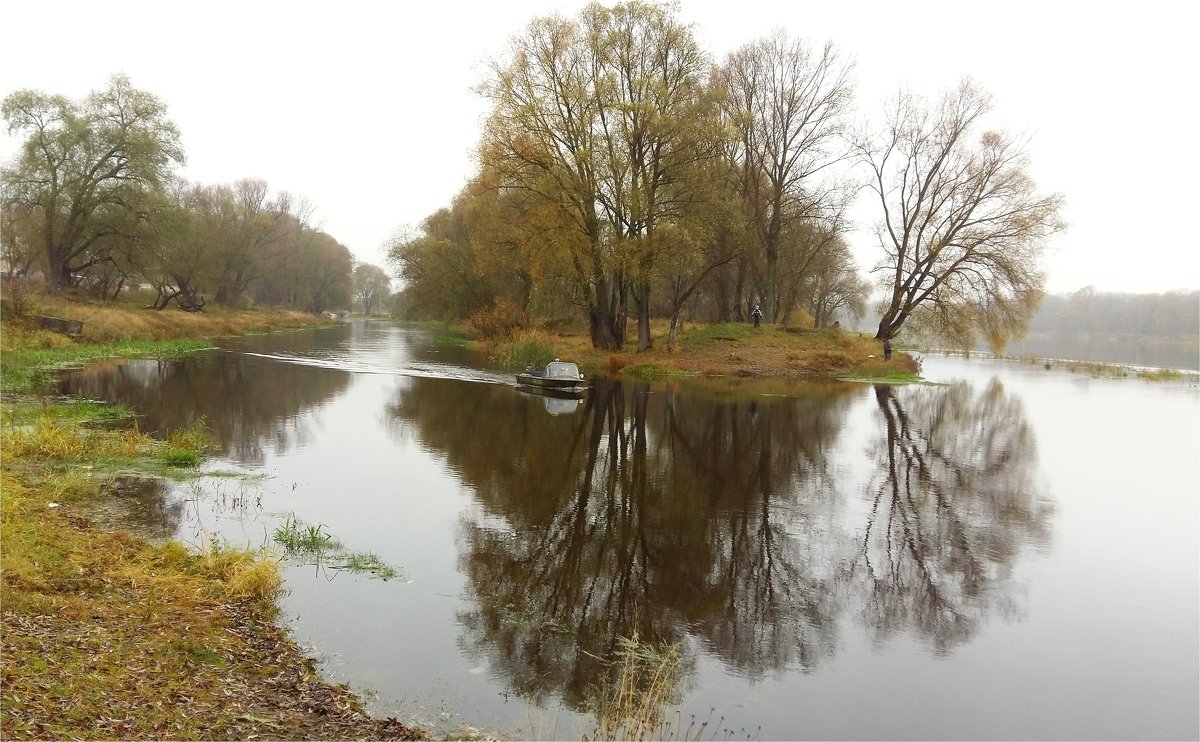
[{"left": 546, "top": 362, "right": 581, "bottom": 378}]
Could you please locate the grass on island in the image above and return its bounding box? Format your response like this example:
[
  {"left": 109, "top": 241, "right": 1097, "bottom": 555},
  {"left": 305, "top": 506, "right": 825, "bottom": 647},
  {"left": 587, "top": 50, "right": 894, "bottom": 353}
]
[{"left": 486, "top": 319, "right": 921, "bottom": 382}]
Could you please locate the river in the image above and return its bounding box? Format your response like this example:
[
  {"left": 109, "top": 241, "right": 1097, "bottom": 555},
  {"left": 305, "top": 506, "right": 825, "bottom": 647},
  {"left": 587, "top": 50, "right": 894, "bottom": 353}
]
[{"left": 55, "top": 321, "right": 1199, "bottom": 740}]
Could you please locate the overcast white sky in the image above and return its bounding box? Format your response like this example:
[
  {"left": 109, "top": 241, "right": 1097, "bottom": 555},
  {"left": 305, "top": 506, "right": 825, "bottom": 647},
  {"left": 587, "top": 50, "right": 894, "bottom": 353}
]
[{"left": 2, "top": 0, "right": 1197, "bottom": 295}]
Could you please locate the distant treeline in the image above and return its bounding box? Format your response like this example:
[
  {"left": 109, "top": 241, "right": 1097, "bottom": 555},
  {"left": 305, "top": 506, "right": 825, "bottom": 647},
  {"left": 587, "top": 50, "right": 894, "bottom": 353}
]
[{"left": 1028, "top": 288, "right": 1198, "bottom": 336}]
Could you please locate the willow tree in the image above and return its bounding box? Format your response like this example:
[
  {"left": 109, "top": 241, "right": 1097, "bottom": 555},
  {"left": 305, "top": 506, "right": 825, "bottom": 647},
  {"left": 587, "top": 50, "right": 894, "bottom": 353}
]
[
  {"left": 716, "top": 32, "right": 855, "bottom": 323},
  {"left": 479, "top": 11, "right": 623, "bottom": 348},
  {"left": 479, "top": 2, "right": 716, "bottom": 351},
  {"left": 587, "top": 1, "right": 716, "bottom": 351},
  {"left": 1, "top": 74, "right": 184, "bottom": 293},
  {"left": 860, "top": 80, "right": 1065, "bottom": 349}
]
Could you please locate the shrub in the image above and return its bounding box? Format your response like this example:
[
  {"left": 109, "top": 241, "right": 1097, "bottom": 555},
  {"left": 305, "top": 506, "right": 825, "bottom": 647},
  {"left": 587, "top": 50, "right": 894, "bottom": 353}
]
[
  {"left": 468, "top": 299, "right": 528, "bottom": 339},
  {"left": 489, "top": 329, "right": 557, "bottom": 369},
  {"left": 0, "top": 279, "right": 40, "bottom": 319}
]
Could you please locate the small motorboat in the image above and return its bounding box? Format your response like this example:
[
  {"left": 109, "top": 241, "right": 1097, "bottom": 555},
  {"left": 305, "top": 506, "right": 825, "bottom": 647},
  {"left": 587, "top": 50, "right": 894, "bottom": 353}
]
[{"left": 516, "top": 360, "right": 587, "bottom": 392}]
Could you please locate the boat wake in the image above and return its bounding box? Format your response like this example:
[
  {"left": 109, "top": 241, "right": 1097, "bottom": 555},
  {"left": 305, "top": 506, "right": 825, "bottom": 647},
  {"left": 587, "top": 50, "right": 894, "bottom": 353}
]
[{"left": 234, "top": 351, "right": 514, "bottom": 386}]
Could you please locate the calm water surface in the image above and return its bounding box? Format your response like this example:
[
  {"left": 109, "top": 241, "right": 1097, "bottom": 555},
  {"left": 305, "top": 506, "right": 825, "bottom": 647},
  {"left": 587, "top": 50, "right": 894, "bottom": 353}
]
[{"left": 56, "top": 322, "right": 1200, "bottom": 740}]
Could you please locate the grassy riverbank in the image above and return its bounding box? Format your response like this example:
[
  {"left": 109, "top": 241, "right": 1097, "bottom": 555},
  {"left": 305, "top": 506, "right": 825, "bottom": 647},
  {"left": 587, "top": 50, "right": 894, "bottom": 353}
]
[
  {"left": 1, "top": 294, "right": 332, "bottom": 393},
  {"left": 0, "top": 298, "right": 426, "bottom": 740}
]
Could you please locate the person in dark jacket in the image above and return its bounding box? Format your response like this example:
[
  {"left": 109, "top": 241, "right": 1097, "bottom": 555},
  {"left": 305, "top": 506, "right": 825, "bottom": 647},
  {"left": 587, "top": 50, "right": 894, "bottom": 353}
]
[{"left": 750, "top": 304, "right": 763, "bottom": 328}]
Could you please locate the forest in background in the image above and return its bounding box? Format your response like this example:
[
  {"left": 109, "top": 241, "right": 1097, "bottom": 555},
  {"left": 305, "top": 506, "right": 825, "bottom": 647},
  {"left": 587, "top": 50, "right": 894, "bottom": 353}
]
[{"left": 1026, "top": 287, "right": 1197, "bottom": 336}]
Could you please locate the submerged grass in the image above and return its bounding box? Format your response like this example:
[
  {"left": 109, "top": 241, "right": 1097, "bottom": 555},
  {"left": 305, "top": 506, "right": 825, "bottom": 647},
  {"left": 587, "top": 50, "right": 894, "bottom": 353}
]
[
  {"left": 0, "top": 336, "right": 214, "bottom": 392},
  {"left": 273, "top": 514, "right": 343, "bottom": 553},
  {"left": 272, "top": 514, "right": 402, "bottom": 581},
  {"left": 338, "top": 552, "right": 401, "bottom": 581}
]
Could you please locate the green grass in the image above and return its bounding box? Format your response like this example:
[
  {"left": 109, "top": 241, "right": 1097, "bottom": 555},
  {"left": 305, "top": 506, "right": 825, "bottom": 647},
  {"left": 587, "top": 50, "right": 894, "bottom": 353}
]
[
  {"left": 1137, "top": 367, "right": 1188, "bottom": 381},
  {"left": 272, "top": 515, "right": 401, "bottom": 581},
  {"left": 273, "top": 515, "right": 343, "bottom": 553},
  {"left": 338, "top": 552, "right": 401, "bottom": 581},
  {"left": 677, "top": 321, "right": 753, "bottom": 345},
  {"left": 2, "top": 398, "right": 135, "bottom": 427},
  {"left": 163, "top": 420, "right": 211, "bottom": 468}
]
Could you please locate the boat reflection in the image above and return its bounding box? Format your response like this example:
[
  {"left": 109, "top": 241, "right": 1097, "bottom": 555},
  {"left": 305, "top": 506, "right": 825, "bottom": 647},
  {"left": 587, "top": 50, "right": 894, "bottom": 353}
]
[{"left": 516, "top": 385, "right": 585, "bottom": 415}]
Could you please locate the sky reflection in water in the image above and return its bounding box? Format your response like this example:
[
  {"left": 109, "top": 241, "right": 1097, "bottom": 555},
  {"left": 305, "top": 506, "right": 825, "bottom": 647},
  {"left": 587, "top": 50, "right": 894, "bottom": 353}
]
[{"left": 56, "top": 323, "right": 1199, "bottom": 740}]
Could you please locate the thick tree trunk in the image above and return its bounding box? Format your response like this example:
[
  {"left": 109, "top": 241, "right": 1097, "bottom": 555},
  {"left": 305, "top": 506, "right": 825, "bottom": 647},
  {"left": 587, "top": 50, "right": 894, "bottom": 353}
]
[
  {"left": 589, "top": 277, "right": 625, "bottom": 351},
  {"left": 875, "top": 312, "right": 904, "bottom": 340},
  {"left": 46, "top": 250, "right": 67, "bottom": 294},
  {"left": 667, "top": 313, "right": 681, "bottom": 351},
  {"left": 634, "top": 283, "right": 652, "bottom": 352},
  {"left": 589, "top": 311, "right": 622, "bottom": 351}
]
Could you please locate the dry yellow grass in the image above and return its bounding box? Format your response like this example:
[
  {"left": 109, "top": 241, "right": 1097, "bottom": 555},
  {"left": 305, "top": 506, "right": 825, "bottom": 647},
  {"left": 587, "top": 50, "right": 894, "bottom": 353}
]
[
  {"left": 12, "top": 292, "right": 329, "bottom": 343},
  {"left": 496, "top": 319, "right": 920, "bottom": 380}
]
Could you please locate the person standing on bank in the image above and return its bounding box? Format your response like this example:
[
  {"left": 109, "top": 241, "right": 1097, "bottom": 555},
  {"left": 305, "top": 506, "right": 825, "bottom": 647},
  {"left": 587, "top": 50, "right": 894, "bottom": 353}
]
[
  {"left": 751, "top": 304, "right": 763, "bottom": 328},
  {"left": 883, "top": 338, "right": 892, "bottom": 361}
]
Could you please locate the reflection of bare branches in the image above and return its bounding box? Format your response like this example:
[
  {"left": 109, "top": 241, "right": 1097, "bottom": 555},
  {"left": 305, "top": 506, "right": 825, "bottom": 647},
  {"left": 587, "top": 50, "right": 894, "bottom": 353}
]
[
  {"left": 387, "top": 372, "right": 1050, "bottom": 716},
  {"left": 404, "top": 378, "right": 861, "bottom": 713},
  {"left": 856, "top": 383, "right": 1050, "bottom": 652},
  {"left": 662, "top": 385, "right": 854, "bottom": 677}
]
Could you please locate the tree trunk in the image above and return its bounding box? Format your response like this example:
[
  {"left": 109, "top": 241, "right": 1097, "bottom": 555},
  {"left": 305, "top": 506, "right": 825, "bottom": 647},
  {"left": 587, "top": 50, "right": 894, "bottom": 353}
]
[
  {"left": 875, "top": 312, "right": 903, "bottom": 340},
  {"left": 46, "top": 250, "right": 67, "bottom": 294},
  {"left": 589, "top": 310, "right": 622, "bottom": 351},
  {"left": 733, "top": 259, "right": 748, "bottom": 321},
  {"left": 589, "top": 277, "right": 625, "bottom": 350},
  {"left": 667, "top": 313, "right": 680, "bottom": 351},
  {"left": 634, "top": 283, "right": 652, "bottom": 352}
]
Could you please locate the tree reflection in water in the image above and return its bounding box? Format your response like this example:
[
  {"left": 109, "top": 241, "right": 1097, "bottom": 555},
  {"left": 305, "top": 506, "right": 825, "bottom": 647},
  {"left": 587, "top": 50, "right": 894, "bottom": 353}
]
[
  {"left": 388, "top": 375, "right": 1050, "bottom": 716},
  {"left": 57, "top": 353, "right": 352, "bottom": 464},
  {"left": 853, "top": 382, "right": 1051, "bottom": 653}
]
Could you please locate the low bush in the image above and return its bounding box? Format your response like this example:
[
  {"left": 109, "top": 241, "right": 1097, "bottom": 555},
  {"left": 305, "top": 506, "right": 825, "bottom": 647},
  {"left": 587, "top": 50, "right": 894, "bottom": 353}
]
[
  {"left": 489, "top": 329, "right": 558, "bottom": 369},
  {"left": 468, "top": 299, "right": 528, "bottom": 339}
]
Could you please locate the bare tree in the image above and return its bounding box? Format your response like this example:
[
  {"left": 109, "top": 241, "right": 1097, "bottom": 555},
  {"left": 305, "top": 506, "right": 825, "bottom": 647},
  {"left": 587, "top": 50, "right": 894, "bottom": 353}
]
[
  {"left": 717, "top": 32, "right": 855, "bottom": 323},
  {"left": 859, "top": 80, "right": 1065, "bottom": 349}
]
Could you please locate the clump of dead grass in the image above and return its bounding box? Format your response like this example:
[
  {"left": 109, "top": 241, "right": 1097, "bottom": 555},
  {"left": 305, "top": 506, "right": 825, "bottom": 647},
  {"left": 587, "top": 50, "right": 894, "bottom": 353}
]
[{"left": 590, "top": 632, "right": 684, "bottom": 741}]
